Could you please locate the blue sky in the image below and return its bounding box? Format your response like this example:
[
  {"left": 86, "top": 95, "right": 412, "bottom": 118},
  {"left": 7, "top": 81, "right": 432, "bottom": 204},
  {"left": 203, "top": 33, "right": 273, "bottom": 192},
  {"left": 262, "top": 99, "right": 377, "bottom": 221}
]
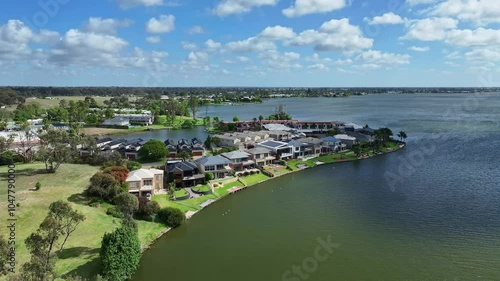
[{"left": 0, "top": 0, "right": 499, "bottom": 87}]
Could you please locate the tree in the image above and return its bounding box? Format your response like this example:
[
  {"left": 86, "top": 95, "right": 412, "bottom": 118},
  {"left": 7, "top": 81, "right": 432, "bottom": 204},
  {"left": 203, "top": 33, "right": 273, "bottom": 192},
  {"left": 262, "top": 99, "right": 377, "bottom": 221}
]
[
  {"left": 398, "top": 131, "right": 407, "bottom": 142},
  {"left": 21, "top": 201, "right": 84, "bottom": 280},
  {"left": 327, "top": 127, "right": 342, "bottom": 136},
  {"left": 0, "top": 236, "right": 8, "bottom": 276},
  {"left": 100, "top": 224, "right": 141, "bottom": 281},
  {"left": 188, "top": 96, "right": 198, "bottom": 120},
  {"left": 138, "top": 140, "right": 167, "bottom": 161},
  {"left": 87, "top": 172, "right": 119, "bottom": 201},
  {"left": 38, "top": 129, "right": 72, "bottom": 173},
  {"left": 352, "top": 144, "right": 362, "bottom": 157},
  {"left": 233, "top": 115, "right": 240, "bottom": 122},
  {"left": 178, "top": 151, "right": 191, "bottom": 161},
  {"left": 258, "top": 115, "right": 264, "bottom": 124},
  {"left": 126, "top": 161, "right": 142, "bottom": 171},
  {"left": 114, "top": 193, "right": 139, "bottom": 218},
  {"left": 138, "top": 198, "right": 160, "bottom": 219},
  {"left": 213, "top": 116, "right": 220, "bottom": 124},
  {"left": 158, "top": 207, "right": 186, "bottom": 228},
  {"left": 15, "top": 129, "right": 37, "bottom": 163},
  {"left": 104, "top": 166, "right": 129, "bottom": 184},
  {"left": 45, "top": 107, "right": 69, "bottom": 123},
  {"left": 181, "top": 119, "right": 195, "bottom": 129},
  {"left": 0, "top": 135, "right": 14, "bottom": 154}
]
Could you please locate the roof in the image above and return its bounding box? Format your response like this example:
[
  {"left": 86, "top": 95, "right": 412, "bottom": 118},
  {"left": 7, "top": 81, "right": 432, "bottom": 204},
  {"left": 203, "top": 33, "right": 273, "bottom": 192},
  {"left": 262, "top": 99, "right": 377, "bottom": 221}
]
[
  {"left": 257, "top": 140, "right": 289, "bottom": 149},
  {"left": 297, "top": 137, "right": 323, "bottom": 145},
  {"left": 126, "top": 168, "right": 163, "bottom": 182},
  {"left": 164, "top": 139, "right": 176, "bottom": 146},
  {"left": 245, "top": 147, "right": 272, "bottom": 155},
  {"left": 166, "top": 161, "right": 198, "bottom": 173},
  {"left": 221, "top": 151, "right": 250, "bottom": 160},
  {"left": 321, "top": 136, "right": 340, "bottom": 142},
  {"left": 334, "top": 134, "right": 357, "bottom": 141},
  {"left": 263, "top": 124, "right": 293, "bottom": 131},
  {"left": 287, "top": 140, "right": 305, "bottom": 147},
  {"left": 195, "top": 156, "right": 231, "bottom": 166},
  {"left": 96, "top": 137, "right": 113, "bottom": 144}
]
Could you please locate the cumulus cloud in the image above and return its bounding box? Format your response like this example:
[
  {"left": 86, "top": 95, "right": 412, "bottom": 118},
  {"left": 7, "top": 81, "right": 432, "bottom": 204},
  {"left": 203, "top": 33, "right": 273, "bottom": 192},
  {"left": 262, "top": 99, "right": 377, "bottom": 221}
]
[
  {"left": 283, "top": 0, "right": 347, "bottom": 17},
  {"left": 445, "top": 28, "right": 500, "bottom": 47},
  {"left": 259, "top": 25, "right": 295, "bottom": 40},
  {"left": 226, "top": 37, "right": 276, "bottom": 53},
  {"left": 356, "top": 50, "right": 411, "bottom": 65},
  {"left": 146, "top": 15, "right": 175, "bottom": 34},
  {"left": 465, "top": 48, "right": 500, "bottom": 62},
  {"left": 287, "top": 19, "right": 373, "bottom": 52},
  {"left": 366, "top": 12, "right": 405, "bottom": 25},
  {"left": 406, "top": 0, "right": 437, "bottom": 6},
  {"left": 402, "top": 17, "right": 458, "bottom": 41},
  {"left": 113, "top": 0, "right": 164, "bottom": 8},
  {"left": 0, "top": 19, "right": 34, "bottom": 60},
  {"left": 205, "top": 39, "right": 222, "bottom": 51},
  {"left": 259, "top": 50, "right": 302, "bottom": 70},
  {"left": 308, "top": 63, "right": 329, "bottom": 70},
  {"left": 83, "top": 17, "right": 132, "bottom": 35},
  {"left": 181, "top": 41, "right": 197, "bottom": 50},
  {"left": 431, "top": 0, "right": 500, "bottom": 26},
  {"left": 212, "top": 0, "right": 278, "bottom": 16}
]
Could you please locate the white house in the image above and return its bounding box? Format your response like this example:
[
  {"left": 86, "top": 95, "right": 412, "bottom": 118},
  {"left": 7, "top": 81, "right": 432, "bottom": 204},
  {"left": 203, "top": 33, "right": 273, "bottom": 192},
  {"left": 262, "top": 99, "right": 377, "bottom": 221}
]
[
  {"left": 256, "top": 140, "right": 293, "bottom": 160},
  {"left": 334, "top": 134, "right": 357, "bottom": 148}
]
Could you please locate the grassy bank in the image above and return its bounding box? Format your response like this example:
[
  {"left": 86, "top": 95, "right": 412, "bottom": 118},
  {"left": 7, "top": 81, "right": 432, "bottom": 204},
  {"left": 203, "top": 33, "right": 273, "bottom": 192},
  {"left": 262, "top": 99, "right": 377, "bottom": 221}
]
[{"left": 0, "top": 163, "right": 165, "bottom": 280}]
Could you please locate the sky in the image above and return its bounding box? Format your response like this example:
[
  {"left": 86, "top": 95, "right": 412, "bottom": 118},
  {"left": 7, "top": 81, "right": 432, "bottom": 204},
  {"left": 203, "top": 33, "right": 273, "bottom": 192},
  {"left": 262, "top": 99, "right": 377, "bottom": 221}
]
[{"left": 0, "top": 0, "right": 499, "bottom": 87}]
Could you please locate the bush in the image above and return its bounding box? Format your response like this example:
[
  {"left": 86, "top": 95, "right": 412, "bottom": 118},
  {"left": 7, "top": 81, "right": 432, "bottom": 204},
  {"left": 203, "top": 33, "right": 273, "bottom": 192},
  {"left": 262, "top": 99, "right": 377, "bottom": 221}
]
[
  {"left": 250, "top": 170, "right": 256, "bottom": 175},
  {"left": 106, "top": 207, "right": 124, "bottom": 219},
  {"left": 114, "top": 193, "right": 139, "bottom": 217},
  {"left": 205, "top": 172, "right": 214, "bottom": 181},
  {"left": 243, "top": 171, "right": 250, "bottom": 176},
  {"left": 158, "top": 207, "right": 186, "bottom": 228},
  {"left": 138, "top": 140, "right": 167, "bottom": 161},
  {"left": 126, "top": 161, "right": 142, "bottom": 171},
  {"left": 35, "top": 181, "right": 41, "bottom": 190},
  {"left": 138, "top": 198, "right": 160, "bottom": 218}
]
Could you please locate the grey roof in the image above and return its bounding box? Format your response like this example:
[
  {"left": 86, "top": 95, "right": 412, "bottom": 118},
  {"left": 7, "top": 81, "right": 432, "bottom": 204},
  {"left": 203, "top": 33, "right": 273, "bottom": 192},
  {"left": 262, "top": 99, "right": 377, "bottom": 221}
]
[
  {"left": 221, "top": 151, "right": 250, "bottom": 160},
  {"left": 288, "top": 140, "right": 305, "bottom": 147},
  {"left": 258, "top": 140, "right": 289, "bottom": 148},
  {"left": 195, "top": 156, "right": 231, "bottom": 166},
  {"left": 96, "top": 137, "right": 112, "bottom": 144},
  {"left": 246, "top": 147, "right": 272, "bottom": 155},
  {"left": 167, "top": 161, "right": 198, "bottom": 173}
]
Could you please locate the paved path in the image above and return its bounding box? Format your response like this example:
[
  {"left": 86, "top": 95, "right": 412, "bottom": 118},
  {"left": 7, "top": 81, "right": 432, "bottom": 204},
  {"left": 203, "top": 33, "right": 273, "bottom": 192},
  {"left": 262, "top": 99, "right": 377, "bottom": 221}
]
[{"left": 185, "top": 187, "right": 200, "bottom": 198}]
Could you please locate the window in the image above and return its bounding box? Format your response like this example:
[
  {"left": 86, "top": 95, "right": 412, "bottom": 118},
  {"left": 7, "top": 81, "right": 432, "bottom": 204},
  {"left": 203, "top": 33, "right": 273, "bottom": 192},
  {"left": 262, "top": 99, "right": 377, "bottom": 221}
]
[{"left": 143, "top": 180, "right": 153, "bottom": 186}]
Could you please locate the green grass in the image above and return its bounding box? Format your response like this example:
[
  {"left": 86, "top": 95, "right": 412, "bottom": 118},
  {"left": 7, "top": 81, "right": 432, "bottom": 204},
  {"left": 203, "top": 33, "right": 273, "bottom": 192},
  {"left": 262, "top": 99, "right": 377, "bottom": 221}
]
[
  {"left": 0, "top": 163, "right": 168, "bottom": 280},
  {"left": 215, "top": 181, "right": 243, "bottom": 197},
  {"left": 239, "top": 173, "right": 270, "bottom": 186},
  {"left": 174, "top": 189, "right": 189, "bottom": 198},
  {"left": 191, "top": 184, "right": 211, "bottom": 193},
  {"left": 152, "top": 193, "right": 218, "bottom": 212},
  {"left": 21, "top": 96, "right": 110, "bottom": 110}
]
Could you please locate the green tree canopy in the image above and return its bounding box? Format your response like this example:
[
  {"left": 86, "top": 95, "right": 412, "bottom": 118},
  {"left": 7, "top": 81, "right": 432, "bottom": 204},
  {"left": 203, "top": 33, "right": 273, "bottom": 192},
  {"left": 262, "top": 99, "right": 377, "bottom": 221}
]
[
  {"left": 138, "top": 140, "right": 167, "bottom": 161},
  {"left": 158, "top": 207, "right": 186, "bottom": 228}
]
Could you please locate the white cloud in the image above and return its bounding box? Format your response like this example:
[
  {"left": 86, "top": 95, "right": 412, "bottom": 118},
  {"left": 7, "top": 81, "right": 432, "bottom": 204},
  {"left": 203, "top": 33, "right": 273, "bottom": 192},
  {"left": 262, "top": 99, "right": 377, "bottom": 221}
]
[
  {"left": 83, "top": 17, "right": 132, "bottom": 35},
  {"left": 406, "top": 0, "right": 437, "bottom": 6},
  {"left": 354, "top": 63, "right": 381, "bottom": 70},
  {"left": 308, "top": 63, "right": 329, "bottom": 70},
  {"left": 212, "top": 0, "right": 278, "bottom": 16},
  {"left": 465, "top": 48, "right": 500, "bottom": 62},
  {"left": 259, "top": 50, "right": 302, "bottom": 70},
  {"left": 181, "top": 41, "right": 197, "bottom": 50},
  {"left": 366, "top": 12, "right": 405, "bottom": 25},
  {"left": 226, "top": 36, "right": 276, "bottom": 53},
  {"left": 409, "top": 46, "right": 430, "bottom": 52},
  {"left": 237, "top": 56, "right": 250, "bottom": 62},
  {"left": 287, "top": 19, "right": 373, "bottom": 52},
  {"left": 334, "top": 58, "right": 353, "bottom": 65},
  {"left": 186, "top": 52, "right": 208, "bottom": 64},
  {"left": 445, "top": 28, "right": 500, "bottom": 47},
  {"left": 33, "top": 29, "right": 60, "bottom": 44},
  {"left": 146, "top": 15, "right": 175, "bottom": 34},
  {"left": 146, "top": 36, "right": 161, "bottom": 43},
  {"left": 188, "top": 26, "right": 204, "bottom": 34},
  {"left": 306, "top": 53, "right": 333, "bottom": 63},
  {"left": 357, "top": 50, "right": 411, "bottom": 65},
  {"left": 431, "top": 0, "right": 500, "bottom": 26},
  {"left": 114, "top": 0, "right": 164, "bottom": 8},
  {"left": 205, "top": 39, "right": 222, "bottom": 51},
  {"left": 0, "top": 19, "right": 33, "bottom": 60},
  {"left": 402, "top": 17, "right": 458, "bottom": 41},
  {"left": 259, "top": 25, "right": 295, "bottom": 40},
  {"left": 283, "top": 0, "right": 347, "bottom": 17}
]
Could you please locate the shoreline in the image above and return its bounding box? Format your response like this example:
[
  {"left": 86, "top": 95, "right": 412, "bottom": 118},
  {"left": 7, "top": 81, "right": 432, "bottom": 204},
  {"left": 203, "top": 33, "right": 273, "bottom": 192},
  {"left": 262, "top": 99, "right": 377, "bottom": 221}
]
[{"left": 140, "top": 142, "right": 406, "bottom": 252}]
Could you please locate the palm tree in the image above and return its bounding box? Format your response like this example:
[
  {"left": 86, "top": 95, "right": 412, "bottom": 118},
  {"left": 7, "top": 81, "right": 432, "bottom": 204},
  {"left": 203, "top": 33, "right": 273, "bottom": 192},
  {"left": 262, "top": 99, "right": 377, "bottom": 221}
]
[
  {"left": 400, "top": 131, "right": 407, "bottom": 142},
  {"left": 397, "top": 132, "right": 403, "bottom": 142}
]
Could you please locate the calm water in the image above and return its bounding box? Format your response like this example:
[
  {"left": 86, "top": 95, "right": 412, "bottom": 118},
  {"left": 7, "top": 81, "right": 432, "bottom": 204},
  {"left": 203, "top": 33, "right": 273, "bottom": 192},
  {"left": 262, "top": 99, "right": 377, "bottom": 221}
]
[{"left": 133, "top": 93, "right": 500, "bottom": 281}]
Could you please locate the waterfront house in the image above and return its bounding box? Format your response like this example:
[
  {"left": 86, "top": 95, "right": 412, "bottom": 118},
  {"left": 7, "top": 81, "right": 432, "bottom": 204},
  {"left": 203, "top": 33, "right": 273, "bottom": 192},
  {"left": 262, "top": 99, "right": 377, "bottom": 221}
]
[
  {"left": 166, "top": 161, "right": 205, "bottom": 188},
  {"left": 191, "top": 138, "right": 205, "bottom": 157},
  {"left": 117, "top": 138, "right": 146, "bottom": 160},
  {"left": 220, "top": 151, "right": 255, "bottom": 171},
  {"left": 215, "top": 135, "right": 241, "bottom": 147},
  {"left": 288, "top": 139, "right": 306, "bottom": 158},
  {"left": 195, "top": 156, "right": 233, "bottom": 179},
  {"left": 334, "top": 134, "right": 357, "bottom": 148},
  {"left": 321, "top": 137, "right": 343, "bottom": 153},
  {"left": 164, "top": 139, "right": 177, "bottom": 158},
  {"left": 256, "top": 140, "right": 293, "bottom": 160},
  {"left": 102, "top": 117, "right": 130, "bottom": 127},
  {"left": 126, "top": 168, "right": 164, "bottom": 198},
  {"left": 96, "top": 138, "right": 113, "bottom": 148},
  {"left": 245, "top": 147, "right": 275, "bottom": 167},
  {"left": 297, "top": 137, "right": 323, "bottom": 156},
  {"left": 102, "top": 139, "right": 127, "bottom": 151},
  {"left": 267, "top": 130, "right": 293, "bottom": 141}
]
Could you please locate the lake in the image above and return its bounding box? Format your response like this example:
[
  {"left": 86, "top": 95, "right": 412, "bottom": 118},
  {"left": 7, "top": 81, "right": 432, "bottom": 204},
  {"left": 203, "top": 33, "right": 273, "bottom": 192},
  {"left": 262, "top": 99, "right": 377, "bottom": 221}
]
[{"left": 132, "top": 93, "right": 500, "bottom": 281}]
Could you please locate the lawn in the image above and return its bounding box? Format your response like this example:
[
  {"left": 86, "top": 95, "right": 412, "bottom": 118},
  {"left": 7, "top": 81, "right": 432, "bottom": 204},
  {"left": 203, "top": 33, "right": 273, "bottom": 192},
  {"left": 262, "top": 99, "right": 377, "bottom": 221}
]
[
  {"left": 239, "top": 173, "right": 270, "bottom": 186},
  {"left": 152, "top": 193, "right": 218, "bottom": 213},
  {"left": 0, "top": 163, "right": 166, "bottom": 280},
  {"left": 174, "top": 189, "right": 189, "bottom": 198},
  {"left": 23, "top": 96, "right": 110, "bottom": 110},
  {"left": 191, "top": 184, "right": 211, "bottom": 193},
  {"left": 214, "top": 181, "right": 243, "bottom": 197}
]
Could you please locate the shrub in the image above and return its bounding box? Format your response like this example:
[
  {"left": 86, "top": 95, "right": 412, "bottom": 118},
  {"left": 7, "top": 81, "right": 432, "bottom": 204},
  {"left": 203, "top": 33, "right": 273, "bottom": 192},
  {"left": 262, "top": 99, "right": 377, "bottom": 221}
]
[
  {"left": 243, "top": 171, "right": 250, "bottom": 176},
  {"left": 138, "top": 140, "right": 167, "bottom": 161},
  {"left": 250, "top": 170, "right": 256, "bottom": 175},
  {"left": 158, "top": 207, "right": 186, "bottom": 228},
  {"left": 104, "top": 166, "right": 130, "bottom": 184},
  {"left": 35, "top": 181, "right": 41, "bottom": 190},
  {"left": 106, "top": 207, "right": 124, "bottom": 219},
  {"left": 138, "top": 198, "right": 160, "bottom": 218},
  {"left": 205, "top": 172, "right": 215, "bottom": 181},
  {"left": 114, "top": 193, "right": 139, "bottom": 217}
]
